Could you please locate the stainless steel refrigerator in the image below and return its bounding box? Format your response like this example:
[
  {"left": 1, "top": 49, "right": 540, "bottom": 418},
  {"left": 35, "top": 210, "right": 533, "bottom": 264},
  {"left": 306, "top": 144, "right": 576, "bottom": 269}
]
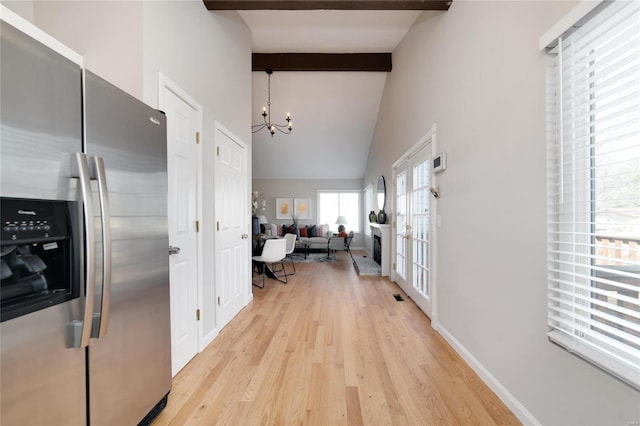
[{"left": 0, "top": 18, "right": 171, "bottom": 425}]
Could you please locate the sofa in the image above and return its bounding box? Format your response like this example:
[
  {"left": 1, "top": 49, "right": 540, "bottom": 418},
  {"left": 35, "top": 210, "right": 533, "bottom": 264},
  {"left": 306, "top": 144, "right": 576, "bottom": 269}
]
[{"left": 269, "top": 223, "right": 331, "bottom": 252}]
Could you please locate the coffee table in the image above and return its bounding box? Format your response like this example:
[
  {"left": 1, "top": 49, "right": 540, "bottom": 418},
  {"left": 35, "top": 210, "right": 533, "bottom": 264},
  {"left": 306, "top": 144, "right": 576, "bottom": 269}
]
[{"left": 299, "top": 240, "right": 310, "bottom": 259}]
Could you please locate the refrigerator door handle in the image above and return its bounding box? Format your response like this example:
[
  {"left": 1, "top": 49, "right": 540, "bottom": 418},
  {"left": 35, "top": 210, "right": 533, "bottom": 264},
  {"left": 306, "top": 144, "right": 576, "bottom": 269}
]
[
  {"left": 92, "top": 156, "right": 112, "bottom": 338},
  {"left": 71, "top": 153, "right": 96, "bottom": 348}
]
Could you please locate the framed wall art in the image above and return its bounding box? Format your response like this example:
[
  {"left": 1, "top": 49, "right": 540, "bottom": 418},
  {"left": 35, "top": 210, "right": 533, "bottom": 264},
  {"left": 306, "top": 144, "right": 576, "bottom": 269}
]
[
  {"left": 276, "top": 197, "right": 293, "bottom": 219},
  {"left": 294, "top": 198, "right": 312, "bottom": 220}
]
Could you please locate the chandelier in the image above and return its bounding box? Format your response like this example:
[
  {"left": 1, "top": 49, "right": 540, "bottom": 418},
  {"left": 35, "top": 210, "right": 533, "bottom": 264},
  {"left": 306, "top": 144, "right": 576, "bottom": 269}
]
[{"left": 252, "top": 69, "right": 292, "bottom": 137}]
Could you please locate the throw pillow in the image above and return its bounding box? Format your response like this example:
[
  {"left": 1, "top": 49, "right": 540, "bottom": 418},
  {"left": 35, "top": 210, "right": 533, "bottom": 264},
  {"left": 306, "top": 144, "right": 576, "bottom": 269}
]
[
  {"left": 308, "top": 225, "right": 317, "bottom": 237},
  {"left": 299, "top": 226, "right": 308, "bottom": 238}
]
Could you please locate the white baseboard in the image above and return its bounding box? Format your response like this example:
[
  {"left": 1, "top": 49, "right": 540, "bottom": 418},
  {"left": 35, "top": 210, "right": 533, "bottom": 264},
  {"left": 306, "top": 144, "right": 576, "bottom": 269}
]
[
  {"left": 200, "top": 327, "right": 219, "bottom": 352},
  {"left": 200, "top": 291, "right": 252, "bottom": 353},
  {"left": 436, "top": 325, "right": 540, "bottom": 425}
]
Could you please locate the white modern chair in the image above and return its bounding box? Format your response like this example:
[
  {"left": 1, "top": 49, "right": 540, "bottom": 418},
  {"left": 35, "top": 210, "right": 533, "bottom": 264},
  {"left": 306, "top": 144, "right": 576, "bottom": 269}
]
[
  {"left": 275, "top": 233, "right": 296, "bottom": 277},
  {"left": 252, "top": 238, "right": 288, "bottom": 289}
]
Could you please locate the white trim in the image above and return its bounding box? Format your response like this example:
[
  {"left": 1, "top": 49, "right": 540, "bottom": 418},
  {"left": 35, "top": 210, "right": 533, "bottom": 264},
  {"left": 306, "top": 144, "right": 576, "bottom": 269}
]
[
  {"left": 437, "top": 325, "right": 541, "bottom": 426},
  {"left": 539, "top": 0, "right": 603, "bottom": 49},
  {"left": 392, "top": 123, "right": 437, "bottom": 168},
  {"left": 430, "top": 129, "right": 439, "bottom": 328},
  {"left": 200, "top": 328, "right": 219, "bottom": 350},
  {"left": 158, "top": 73, "right": 206, "bottom": 352},
  {"left": 548, "top": 331, "right": 640, "bottom": 391},
  {"left": 0, "top": 4, "right": 83, "bottom": 66}
]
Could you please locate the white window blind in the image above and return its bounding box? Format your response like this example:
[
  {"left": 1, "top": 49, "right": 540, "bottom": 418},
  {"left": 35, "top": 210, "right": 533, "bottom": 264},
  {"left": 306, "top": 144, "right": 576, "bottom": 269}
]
[{"left": 546, "top": 0, "right": 640, "bottom": 389}]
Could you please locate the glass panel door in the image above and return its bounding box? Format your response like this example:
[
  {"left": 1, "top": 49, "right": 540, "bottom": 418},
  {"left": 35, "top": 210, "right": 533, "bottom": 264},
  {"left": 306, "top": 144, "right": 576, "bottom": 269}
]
[
  {"left": 395, "top": 171, "right": 408, "bottom": 281},
  {"left": 412, "top": 156, "right": 430, "bottom": 299},
  {"left": 392, "top": 142, "right": 433, "bottom": 317}
]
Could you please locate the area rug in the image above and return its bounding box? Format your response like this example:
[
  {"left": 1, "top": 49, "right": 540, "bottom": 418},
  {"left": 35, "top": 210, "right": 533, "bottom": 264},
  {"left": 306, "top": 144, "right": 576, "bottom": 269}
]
[
  {"left": 352, "top": 256, "right": 381, "bottom": 276},
  {"left": 292, "top": 253, "right": 336, "bottom": 263}
]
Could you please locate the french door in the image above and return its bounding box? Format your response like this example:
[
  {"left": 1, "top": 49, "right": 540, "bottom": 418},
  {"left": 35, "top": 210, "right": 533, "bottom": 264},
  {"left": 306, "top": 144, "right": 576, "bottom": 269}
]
[{"left": 393, "top": 142, "right": 434, "bottom": 317}]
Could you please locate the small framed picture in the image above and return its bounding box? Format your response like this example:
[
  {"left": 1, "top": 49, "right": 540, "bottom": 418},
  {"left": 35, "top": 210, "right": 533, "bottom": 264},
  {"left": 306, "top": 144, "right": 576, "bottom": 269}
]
[
  {"left": 294, "top": 198, "right": 312, "bottom": 220},
  {"left": 276, "top": 198, "right": 293, "bottom": 220}
]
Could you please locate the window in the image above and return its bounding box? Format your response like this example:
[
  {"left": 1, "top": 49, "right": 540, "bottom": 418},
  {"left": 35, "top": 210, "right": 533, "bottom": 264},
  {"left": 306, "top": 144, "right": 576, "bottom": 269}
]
[
  {"left": 317, "top": 191, "right": 360, "bottom": 233},
  {"left": 546, "top": 0, "right": 640, "bottom": 389},
  {"left": 364, "top": 185, "right": 373, "bottom": 236}
]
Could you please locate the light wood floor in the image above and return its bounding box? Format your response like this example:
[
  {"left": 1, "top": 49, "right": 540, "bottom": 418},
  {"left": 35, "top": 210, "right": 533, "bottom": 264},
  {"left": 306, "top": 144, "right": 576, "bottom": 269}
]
[{"left": 153, "top": 251, "right": 520, "bottom": 425}]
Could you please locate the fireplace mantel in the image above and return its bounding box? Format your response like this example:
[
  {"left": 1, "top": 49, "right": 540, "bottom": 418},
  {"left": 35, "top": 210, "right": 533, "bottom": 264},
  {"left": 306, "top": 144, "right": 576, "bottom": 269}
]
[{"left": 370, "top": 223, "right": 391, "bottom": 276}]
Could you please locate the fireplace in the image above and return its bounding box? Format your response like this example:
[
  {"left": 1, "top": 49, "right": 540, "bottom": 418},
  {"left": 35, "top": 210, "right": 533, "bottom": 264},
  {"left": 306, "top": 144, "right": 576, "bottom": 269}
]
[
  {"left": 369, "top": 223, "right": 390, "bottom": 276},
  {"left": 373, "top": 234, "right": 381, "bottom": 265}
]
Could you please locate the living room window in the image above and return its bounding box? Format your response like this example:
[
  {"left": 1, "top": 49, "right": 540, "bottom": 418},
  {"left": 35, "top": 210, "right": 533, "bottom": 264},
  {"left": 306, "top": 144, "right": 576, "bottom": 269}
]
[
  {"left": 317, "top": 190, "right": 361, "bottom": 233},
  {"left": 545, "top": 0, "right": 640, "bottom": 389},
  {"left": 364, "top": 185, "right": 373, "bottom": 237}
]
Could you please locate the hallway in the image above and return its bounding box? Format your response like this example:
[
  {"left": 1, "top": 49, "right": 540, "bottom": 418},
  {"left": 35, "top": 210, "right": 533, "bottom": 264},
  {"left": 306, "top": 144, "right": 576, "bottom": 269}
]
[{"left": 154, "top": 252, "right": 519, "bottom": 425}]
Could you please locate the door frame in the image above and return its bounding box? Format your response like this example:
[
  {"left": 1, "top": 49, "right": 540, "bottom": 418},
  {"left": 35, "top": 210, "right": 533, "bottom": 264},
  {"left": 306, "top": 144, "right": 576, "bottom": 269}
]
[
  {"left": 391, "top": 123, "right": 439, "bottom": 328},
  {"left": 158, "top": 72, "right": 205, "bottom": 351}
]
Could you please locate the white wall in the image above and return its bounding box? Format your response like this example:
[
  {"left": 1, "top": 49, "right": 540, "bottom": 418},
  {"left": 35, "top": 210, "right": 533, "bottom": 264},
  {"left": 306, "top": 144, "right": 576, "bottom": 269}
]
[
  {"left": 27, "top": 0, "right": 252, "bottom": 344},
  {"left": 1, "top": 0, "right": 33, "bottom": 22},
  {"left": 365, "top": 1, "right": 640, "bottom": 425},
  {"left": 33, "top": 1, "right": 143, "bottom": 99}
]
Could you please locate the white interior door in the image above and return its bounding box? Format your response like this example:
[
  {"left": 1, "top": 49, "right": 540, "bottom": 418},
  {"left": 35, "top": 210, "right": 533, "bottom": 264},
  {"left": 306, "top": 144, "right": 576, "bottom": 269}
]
[
  {"left": 214, "top": 123, "right": 248, "bottom": 329},
  {"left": 161, "top": 76, "right": 201, "bottom": 376},
  {"left": 393, "top": 141, "right": 434, "bottom": 318}
]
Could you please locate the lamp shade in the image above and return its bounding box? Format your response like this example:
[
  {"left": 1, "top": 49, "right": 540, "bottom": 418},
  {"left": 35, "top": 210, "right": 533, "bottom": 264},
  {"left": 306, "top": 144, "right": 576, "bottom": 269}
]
[
  {"left": 335, "top": 215, "right": 347, "bottom": 225},
  {"left": 258, "top": 215, "right": 269, "bottom": 224}
]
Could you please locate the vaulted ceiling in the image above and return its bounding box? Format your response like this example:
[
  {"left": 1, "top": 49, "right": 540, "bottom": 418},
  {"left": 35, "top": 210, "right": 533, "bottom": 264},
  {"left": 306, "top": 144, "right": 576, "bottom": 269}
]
[{"left": 204, "top": 1, "right": 451, "bottom": 180}]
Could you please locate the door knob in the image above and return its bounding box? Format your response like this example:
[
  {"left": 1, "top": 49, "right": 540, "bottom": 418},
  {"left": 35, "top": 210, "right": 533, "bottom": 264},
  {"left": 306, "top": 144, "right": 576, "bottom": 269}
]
[
  {"left": 241, "top": 234, "right": 249, "bottom": 239},
  {"left": 168, "top": 246, "right": 181, "bottom": 255}
]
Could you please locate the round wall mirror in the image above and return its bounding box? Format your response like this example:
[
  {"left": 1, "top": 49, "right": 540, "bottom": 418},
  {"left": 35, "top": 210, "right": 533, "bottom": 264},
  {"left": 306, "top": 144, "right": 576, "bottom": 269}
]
[{"left": 377, "top": 175, "right": 386, "bottom": 211}]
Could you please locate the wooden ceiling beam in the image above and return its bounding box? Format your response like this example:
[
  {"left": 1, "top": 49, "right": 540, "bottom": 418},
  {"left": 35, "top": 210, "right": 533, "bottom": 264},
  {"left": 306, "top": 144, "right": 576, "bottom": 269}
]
[
  {"left": 253, "top": 53, "right": 392, "bottom": 72},
  {"left": 204, "top": 0, "right": 451, "bottom": 11}
]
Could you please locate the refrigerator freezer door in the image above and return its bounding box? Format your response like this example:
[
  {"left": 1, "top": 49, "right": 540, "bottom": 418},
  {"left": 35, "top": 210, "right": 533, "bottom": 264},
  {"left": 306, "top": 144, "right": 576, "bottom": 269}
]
[
  {"left": 84, "top": 71, "right": 171, "bottom": 425},
  {"left": 1, "top": 306, "right": 87, "bottom": 425},
  {"left": 0, "top": 21, "right": 86, "bottom": 426},
  {"left": 0, "top": 21, "right": 82, "bottom": 201}
]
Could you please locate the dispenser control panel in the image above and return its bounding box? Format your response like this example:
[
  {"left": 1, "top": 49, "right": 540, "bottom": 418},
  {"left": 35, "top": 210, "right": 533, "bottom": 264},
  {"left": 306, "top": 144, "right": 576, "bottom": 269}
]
[{"left": 1, "top": 198, "right": 71, "bottom": 243}]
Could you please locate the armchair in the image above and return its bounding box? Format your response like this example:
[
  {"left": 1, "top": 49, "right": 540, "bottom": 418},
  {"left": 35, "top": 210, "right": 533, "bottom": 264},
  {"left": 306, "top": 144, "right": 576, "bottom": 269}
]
[{"left": 328, "top": 230, "right": 354, "bottom": 261}]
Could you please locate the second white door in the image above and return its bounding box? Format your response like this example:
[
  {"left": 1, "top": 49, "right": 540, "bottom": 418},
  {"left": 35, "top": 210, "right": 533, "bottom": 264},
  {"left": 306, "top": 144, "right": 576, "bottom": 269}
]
[{"left": 214, "top": 124, "right": 248, "bottom": 330}]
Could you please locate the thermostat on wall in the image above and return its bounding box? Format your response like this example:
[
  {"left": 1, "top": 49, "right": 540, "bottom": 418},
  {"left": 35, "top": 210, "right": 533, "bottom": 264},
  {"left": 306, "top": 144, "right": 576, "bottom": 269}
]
[{"left": 433, "top": 152, "right": 447, "bottom": 174}]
